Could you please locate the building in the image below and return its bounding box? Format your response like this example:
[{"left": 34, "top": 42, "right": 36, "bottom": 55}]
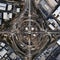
[
  {"left": 52, "top": 6, "right": 60, "bottom": 22},
  {"left": 39, "top": 0, "right": 59, "bottom": 17},
  {"left": 46, "top": 0, "right": 59, "bottom": 8},
  {"left": 0, "top": 2, "right": 20, "bottom": 24},
  {"left": 48, "top": 18, "right": 60, "bottom": 30}
]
